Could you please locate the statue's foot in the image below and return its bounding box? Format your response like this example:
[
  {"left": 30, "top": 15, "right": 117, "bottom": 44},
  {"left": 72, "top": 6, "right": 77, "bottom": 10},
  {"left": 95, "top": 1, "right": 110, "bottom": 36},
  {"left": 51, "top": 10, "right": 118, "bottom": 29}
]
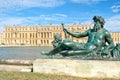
[
  {"left": 41, "top": 51, "right": 50, "bottom": 55},
  {"left": 41, "top": 51, "right": 58, "bottom": 56}
]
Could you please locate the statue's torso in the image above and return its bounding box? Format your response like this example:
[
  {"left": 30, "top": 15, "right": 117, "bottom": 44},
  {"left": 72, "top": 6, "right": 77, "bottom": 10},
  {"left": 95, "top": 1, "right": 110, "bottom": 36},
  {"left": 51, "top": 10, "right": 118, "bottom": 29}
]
[{"left": 86, "top": 28, "right": 107, "bottom": 50}]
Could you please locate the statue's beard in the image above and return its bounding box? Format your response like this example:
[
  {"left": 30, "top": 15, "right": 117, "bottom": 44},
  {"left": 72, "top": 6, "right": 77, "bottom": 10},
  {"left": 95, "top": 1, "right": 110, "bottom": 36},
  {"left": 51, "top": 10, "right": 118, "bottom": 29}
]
[
  {"left": 93, "top": 23, "right": 101, "bottom": 32},
  {"left": 93, "top": 26, "right": 101, "bottom": 32}
]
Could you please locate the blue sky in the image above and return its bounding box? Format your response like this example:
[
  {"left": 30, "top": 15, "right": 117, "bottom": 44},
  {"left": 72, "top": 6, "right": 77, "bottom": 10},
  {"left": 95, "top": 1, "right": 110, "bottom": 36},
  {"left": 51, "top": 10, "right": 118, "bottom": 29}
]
[{"left": 0, "top": 0, "right": 120, "bottom": 32}]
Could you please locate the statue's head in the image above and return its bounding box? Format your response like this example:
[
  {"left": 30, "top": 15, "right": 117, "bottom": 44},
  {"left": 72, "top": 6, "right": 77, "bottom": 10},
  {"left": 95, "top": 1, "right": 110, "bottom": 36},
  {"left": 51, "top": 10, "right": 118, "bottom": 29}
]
[
  {"left": 54, "top": 33, "right": 62, "bottom": 41},
  {"left": 93, "top": 16, "right": 105, "bottom": 27},
  {"left": 92, "top": 16, "right": 105, "bottom": 31}
]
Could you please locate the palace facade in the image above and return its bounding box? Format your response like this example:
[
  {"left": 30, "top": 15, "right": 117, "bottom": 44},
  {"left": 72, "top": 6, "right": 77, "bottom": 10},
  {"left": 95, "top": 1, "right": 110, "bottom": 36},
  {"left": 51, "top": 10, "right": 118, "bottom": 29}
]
[
  {"left": 0, "top": 33, "right": 3, "bottom": 45},
  {"left": 0, "top": 24, "right": 120, "bottom": 46}
]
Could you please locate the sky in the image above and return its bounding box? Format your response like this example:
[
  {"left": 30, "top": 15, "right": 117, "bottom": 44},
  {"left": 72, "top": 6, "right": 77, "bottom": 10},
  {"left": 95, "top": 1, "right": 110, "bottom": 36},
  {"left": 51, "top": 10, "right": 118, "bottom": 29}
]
[{"left": 0, "top": 0, "right": 120, "bottom": 33}]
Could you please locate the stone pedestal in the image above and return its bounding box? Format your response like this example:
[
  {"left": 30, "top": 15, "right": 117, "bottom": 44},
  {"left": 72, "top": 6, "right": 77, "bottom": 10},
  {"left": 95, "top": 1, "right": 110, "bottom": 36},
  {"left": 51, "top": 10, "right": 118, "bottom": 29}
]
[{"left": 33, "top": 59, "right": 120, "bottom": 78}]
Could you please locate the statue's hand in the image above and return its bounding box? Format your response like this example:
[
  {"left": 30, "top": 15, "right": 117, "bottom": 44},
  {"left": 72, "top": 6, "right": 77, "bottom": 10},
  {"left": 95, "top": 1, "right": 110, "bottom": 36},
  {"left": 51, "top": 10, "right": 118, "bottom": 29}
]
[
  {"left": 63, "top": 27, "right": 67, "bottom": 32},
  {"left": 61, "top": 23, "right": 64, "bottom": 26},
  {"left": 61, "top": 23, "right": 68, "bottom": 33},
  {"left": 61, "top": 23, "right": 66, "bottom": 31}
]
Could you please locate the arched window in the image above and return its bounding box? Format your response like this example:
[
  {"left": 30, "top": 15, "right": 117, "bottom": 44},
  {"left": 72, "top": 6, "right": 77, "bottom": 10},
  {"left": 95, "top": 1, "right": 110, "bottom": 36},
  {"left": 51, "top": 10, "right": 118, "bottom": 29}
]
[
  {"left": 47, "top": 32, "right": 49, "bottom": 38},
  {"left": 47, "top": 40, "right": 49, "bottom": 44},
  {"left": 41, "top": 40, "right": 43, "bottom": 44},
  {"left": 30, "top": 34, "right": 32, "bottom": 38},
  {"left": 41, "top": 33, "right": 43, "bottom": 38},
  {"left": 44, "top": 33, "right": 46, "bottom": 38},
  {"left": 44, "top": 40, "right": 46, "bottom": 44}
]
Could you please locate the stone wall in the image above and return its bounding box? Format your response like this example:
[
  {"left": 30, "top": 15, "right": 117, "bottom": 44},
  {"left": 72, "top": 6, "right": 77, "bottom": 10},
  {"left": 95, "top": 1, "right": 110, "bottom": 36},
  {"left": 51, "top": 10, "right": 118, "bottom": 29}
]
[{"left": 33, "top": 59, "right": 120, "bottom": 78}]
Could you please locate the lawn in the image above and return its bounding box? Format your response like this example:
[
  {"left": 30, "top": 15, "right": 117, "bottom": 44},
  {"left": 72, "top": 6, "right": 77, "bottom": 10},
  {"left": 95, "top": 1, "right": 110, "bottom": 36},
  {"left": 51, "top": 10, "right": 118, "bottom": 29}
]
[{"left": 0, "top": 71, "right": 119, "bottom": 80}]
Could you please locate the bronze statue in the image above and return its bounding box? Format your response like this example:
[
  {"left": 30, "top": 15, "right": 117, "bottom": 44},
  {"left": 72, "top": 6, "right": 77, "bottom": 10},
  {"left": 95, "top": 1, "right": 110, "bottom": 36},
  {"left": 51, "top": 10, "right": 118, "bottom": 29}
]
[
  {"left": 43, "top": 16, "right": 120, "bottom": 60},
  {"left": 112, "top": 43, "right": 120, "bottom": 60},
  {"left": 52, "top": 33, "right": 62, "bottom": 48}
]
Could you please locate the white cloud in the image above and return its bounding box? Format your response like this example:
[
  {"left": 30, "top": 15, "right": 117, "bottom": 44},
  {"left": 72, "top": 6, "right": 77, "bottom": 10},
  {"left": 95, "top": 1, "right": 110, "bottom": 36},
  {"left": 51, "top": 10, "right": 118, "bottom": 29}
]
[
  {"left": 0, "top": 18, "right": 23, "bottom": 25},
  {"left": 0, "top": 17, "right": 24, "bottom": 32},
  {"left": 82, "top": 20, "right": 93, "bottom": 24},
  {"left": 55, "top": 14, "right": 67, "bottom": 17},
  {"left": 111, "top": 5, "right": 120, "bottom": 13},
  {"left": 0, "top": 0, "right": 66, "bottom": 19},
  {"left": 0, "top": 13, "right": 67, "bottom": 24},
  {"left": 71, "top": 0, "right": 106, "bottom": 4},
  {"left": 21, "top": 0, "right": 65, "bottom": 8},
  {"left": 105, "top": 14, "right": 120, "bottom": 32},
  {"left": 0, "top": 14, "right": 67, "bottom": 32},
  {"left": 0, "top": 0, "right": 65, "bottom": 11}
]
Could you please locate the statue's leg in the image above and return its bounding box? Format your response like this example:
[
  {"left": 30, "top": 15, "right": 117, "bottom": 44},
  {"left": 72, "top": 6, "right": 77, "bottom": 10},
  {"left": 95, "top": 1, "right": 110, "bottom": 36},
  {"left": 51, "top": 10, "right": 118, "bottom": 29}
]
[
  {"left": 59, "top": 49, "right": 91, "bottom": 56},
  {"left": 60, "top": 41, "right": 80, "bottom": 50},
  {"left": 47, "top": 45, "right": 62, "bottom": 55},
  {"left": 47, "top": 41, "right": 80, "bottom": 55}
]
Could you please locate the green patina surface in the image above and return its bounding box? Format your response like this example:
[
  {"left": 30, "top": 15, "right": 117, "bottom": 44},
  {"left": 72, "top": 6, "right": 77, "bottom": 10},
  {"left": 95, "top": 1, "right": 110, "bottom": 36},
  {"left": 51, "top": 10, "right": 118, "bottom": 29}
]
[{"left": 44, "top": 16, "right": 120, "bottom": 60}]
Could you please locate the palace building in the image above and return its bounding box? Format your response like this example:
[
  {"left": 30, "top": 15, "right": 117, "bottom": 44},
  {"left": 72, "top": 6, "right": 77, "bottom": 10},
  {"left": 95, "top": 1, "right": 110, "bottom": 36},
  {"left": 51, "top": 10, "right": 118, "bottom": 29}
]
[
  {"left": 0, "top": 24, "right": 120, "bottom": 46},
  {"left": 0, "top": 33, "right": 3, "bottom": 45}
]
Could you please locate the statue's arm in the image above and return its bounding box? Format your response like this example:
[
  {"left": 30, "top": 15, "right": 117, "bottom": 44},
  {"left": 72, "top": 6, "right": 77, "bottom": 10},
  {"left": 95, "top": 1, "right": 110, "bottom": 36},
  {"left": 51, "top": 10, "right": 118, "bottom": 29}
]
[
  {"left": 103, "top": 31, "right": 114, "bottom": 53},
  {"left": 64, "top": 28, "right": 89, "bottom": 38},
  {"left": 106, "top": 32, "right": 114, "bottom": 49}
]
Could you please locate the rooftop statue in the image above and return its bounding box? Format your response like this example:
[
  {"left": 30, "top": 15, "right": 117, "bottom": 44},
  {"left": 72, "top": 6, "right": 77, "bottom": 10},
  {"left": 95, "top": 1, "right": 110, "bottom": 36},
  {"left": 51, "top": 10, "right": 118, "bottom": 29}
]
[{"left": 43, "top": 16, "right": 120, "bottom": 60}]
